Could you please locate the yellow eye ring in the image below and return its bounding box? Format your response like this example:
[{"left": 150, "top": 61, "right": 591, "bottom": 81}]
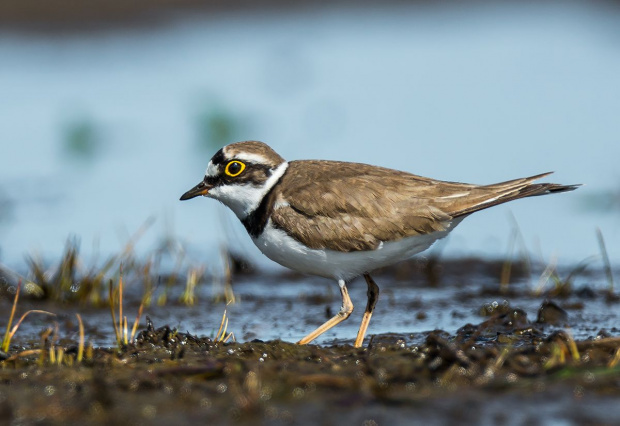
[{"left": 225, "top": 160, "right": 246, "bottom": 177}]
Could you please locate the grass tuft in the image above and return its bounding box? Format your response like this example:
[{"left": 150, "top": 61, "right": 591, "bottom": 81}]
[
  {"left": 534, "top": 255, "right": 596, "bottom": 297},
  {"left": 2, "top": 280, "right": 56, "bottom": 353},
  {"left": 180, "top": 266, "right": 204, "bottom": 306},
  {"left": 596, "top": 228, "right": 615, "bottom": 293},
  {"left": 76, "top": 313, "right": 85, "bottom": 363},
  {"left": 214, "top": 303, "right": 235, "bottom": 343},
  {"left": 109, "top": 266, "right": 145, "bottom": 348}
]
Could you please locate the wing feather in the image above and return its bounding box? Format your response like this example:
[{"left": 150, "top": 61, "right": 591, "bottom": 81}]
[{"left": 269, "top": 161, "right": 577, "bottom": 252}]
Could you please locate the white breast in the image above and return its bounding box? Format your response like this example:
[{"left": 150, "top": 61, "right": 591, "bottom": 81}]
[{"left": 252, "top": 218, "right": 464, "bottom": 281}]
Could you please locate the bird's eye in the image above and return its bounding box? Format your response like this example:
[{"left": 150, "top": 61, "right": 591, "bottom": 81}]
[{"left": 224, "top": 160, "right": 246, "bottom": 177}]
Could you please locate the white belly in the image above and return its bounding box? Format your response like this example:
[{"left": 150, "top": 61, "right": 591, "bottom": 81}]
[{"left": 252, "top": 218, "right": 463, "bottom": 281}]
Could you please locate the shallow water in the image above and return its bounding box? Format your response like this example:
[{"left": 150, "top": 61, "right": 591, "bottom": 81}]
[
  {"left": 0, "top": 1, "right": 619, "bottom": 275},
  {"left": 9, "top": 258, "right": 617, "bottom": 349},
  {"left": 3, "top": 259, "right": 619, "bottom": 426}
]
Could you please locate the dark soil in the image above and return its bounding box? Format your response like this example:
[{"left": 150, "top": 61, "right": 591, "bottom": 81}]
[{"left": 2, "top": 309, "right": 620, "bottom": 425}]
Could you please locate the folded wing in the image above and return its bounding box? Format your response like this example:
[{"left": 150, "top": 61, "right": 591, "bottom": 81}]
[{"left": 270, "top": 161, "right": 578, "bottom": 252}]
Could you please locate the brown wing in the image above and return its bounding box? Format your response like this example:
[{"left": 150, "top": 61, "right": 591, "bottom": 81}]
[
  {"left": 270, "top": 161, "right": 578, "bottom": 252},
  {"left": 270, "top": 161, "right": 455, "bottom": 252}
]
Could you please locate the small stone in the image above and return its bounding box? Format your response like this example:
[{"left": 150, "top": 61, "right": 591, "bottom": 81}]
[{"left": 536, "top": 300, "right": 568, "bottom": 325}]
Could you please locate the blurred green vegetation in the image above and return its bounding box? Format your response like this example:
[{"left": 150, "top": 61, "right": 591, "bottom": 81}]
[
  {"left": 194, "top": 100, "right": 245, "bottom": 152},
  {"left": 579, "top": 189, "right": 620, "bottom": 213},
  {"left": 14, "top": 222, "right": 240, "bottom": 307},
  {"left": 0, "top": 189, "right": 12, "bottom": 225},
  {"left": 61, "top": 116, "right": 100, "bottom": 162}
]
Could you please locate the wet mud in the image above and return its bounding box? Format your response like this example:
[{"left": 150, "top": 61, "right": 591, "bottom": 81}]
[
  {"left": 1, "top": 257, "right": 619, "bottom": 425},
  {"left": 2, "top": 316, "right": 620, "bottom": 425}
]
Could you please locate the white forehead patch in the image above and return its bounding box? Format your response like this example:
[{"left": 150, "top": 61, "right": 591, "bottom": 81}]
[{"left": 205, "top": 161, "right": 218, "bottom": 177}]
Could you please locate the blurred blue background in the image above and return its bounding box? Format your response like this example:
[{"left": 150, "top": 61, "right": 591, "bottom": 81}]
[{"left": 0, "top": 1, "right": 618, "bottom": 272}]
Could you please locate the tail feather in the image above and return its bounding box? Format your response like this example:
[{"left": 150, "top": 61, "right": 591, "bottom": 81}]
[{"left": 452, "top": 173, "right": 580, "bottom": 218}]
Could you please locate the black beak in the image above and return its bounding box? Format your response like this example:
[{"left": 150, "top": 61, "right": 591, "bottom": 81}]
[{"left": 180, "top": 181, "right": 211, "bottom": 201}]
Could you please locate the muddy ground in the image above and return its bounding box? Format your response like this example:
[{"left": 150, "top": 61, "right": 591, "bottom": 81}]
[{"left": 1, "top": 257, "right": 619, "bottom": 425}]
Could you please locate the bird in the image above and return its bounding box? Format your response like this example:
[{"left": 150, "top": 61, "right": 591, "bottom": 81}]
[{"left": 180, "top": 140, "right": 579, "bottom": 348}]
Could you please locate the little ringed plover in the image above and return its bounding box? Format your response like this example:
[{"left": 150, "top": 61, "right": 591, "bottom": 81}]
[{"left": 181, "top": 141, "right": 579, "bottom": 348}]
